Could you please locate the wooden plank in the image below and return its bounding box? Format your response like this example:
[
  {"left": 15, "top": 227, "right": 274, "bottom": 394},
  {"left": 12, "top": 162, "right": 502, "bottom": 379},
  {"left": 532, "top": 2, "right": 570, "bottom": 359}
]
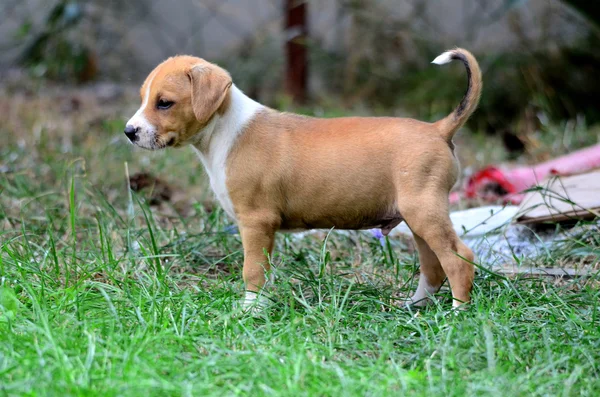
[{"left": 516, "top": 169, "right": 600, "bottom": 223}]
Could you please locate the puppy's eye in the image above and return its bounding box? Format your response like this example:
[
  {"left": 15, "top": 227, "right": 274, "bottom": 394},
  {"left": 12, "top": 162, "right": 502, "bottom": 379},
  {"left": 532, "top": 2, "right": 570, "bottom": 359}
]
[{"left": 157, "top": 99, "right": 174, "bottom": 110}]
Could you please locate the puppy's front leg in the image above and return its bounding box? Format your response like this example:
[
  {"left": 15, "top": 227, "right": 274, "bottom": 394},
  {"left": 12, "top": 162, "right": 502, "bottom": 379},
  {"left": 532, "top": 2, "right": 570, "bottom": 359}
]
[{"left": 238, "top": 215, "right": 278, "bottom": 310}]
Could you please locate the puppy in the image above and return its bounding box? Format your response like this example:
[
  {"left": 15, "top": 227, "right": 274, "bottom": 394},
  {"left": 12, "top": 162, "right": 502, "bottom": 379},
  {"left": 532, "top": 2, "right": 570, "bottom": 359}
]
[{"left": 125, "top": 48, "right": 482, "bottom": 309}]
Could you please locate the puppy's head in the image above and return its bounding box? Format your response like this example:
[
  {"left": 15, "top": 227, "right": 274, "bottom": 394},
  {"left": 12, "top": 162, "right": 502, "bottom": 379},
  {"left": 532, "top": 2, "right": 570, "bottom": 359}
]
[{"left": 125, "top": 56, "right": 232, "bottom": 150}]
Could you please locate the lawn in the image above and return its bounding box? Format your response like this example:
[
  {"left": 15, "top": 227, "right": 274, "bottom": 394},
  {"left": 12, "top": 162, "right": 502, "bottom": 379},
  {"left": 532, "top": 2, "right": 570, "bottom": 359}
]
[{"left": 1, "top": 84, "right": 599, "bottom": 396}]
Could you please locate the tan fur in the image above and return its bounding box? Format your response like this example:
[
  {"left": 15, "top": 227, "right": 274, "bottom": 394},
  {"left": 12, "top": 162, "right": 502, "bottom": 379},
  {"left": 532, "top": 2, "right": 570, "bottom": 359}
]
[
  {"left": 127, "top": 48, "right": 482, "bottom": 308},
  {"left": 189, "top": 64, "right": 232, "bottom": 124},
  {"left": 436, "top": 49, "right": 483, "bottom": 139}
]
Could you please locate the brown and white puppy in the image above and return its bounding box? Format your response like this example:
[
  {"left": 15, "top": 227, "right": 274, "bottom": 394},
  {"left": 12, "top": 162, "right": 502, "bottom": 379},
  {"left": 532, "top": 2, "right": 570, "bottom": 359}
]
[{"left": 125, "top": 48, "right": 482, "bottom": 309}]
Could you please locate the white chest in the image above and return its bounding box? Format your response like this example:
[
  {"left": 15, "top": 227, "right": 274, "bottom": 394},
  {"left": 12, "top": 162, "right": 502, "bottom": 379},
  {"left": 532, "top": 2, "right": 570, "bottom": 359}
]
[{"left": 191, "top": 145, "right": 237, "bottom": 220}]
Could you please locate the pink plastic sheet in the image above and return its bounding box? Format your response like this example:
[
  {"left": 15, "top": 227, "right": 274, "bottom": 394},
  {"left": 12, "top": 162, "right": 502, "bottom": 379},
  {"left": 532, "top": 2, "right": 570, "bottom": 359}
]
[{"left": 450, "top": 143, "right": 600, "bottom": 204}]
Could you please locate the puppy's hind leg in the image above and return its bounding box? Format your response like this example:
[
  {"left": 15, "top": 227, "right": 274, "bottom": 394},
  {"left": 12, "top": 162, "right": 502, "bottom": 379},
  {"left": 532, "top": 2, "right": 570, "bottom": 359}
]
[
  {"left": 399, "top": 196, "right": 475, "bottom": 308},
  {"left": 409, "top": 234, "right": 446, "bottom": 306}
]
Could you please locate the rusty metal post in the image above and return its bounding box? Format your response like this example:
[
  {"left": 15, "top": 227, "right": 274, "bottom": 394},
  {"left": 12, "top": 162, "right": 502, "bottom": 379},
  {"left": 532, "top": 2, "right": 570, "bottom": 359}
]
[{"left": 284, "top": 0, "right": 308, "bottom": 103}]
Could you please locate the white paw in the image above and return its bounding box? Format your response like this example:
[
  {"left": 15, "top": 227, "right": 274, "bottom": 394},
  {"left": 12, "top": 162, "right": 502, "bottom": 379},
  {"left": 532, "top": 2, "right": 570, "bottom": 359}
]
[
  {"left": 452, "top": 299, "right": 470, "bottom": 310},
  {"left": 241, "top": 291, "right": 270, "bottom": 314}
]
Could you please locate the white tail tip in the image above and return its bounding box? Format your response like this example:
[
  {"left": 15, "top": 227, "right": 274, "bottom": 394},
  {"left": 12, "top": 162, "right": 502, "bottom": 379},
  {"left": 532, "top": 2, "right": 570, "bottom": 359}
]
[{"left": 431, "top": 51, "right": 454, "bottom": 65}]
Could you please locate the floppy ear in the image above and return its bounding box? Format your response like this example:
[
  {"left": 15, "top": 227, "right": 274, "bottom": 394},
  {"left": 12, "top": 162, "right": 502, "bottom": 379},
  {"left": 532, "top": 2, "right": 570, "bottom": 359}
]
[{"left": 188, "top": 64, "right": 232, "bottom": 124}]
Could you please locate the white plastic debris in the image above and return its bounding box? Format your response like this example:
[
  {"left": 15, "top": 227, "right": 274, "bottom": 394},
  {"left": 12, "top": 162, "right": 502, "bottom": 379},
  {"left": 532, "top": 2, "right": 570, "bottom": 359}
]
[{"left": 389, "top": 205, "right": 519, "bottom": 237}]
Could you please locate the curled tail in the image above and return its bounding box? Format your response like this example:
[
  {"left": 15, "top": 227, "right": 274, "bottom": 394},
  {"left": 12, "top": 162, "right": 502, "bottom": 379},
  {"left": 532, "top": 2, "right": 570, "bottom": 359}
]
[{"left": 432, "top": 48, "right": 482, "bottom": 141}]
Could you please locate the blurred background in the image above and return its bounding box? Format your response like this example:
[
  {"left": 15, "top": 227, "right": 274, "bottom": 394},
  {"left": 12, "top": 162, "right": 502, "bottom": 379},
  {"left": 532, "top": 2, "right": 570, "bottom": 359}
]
[{"left": 1, "top": 0, "right": 600, "bottom": 206}]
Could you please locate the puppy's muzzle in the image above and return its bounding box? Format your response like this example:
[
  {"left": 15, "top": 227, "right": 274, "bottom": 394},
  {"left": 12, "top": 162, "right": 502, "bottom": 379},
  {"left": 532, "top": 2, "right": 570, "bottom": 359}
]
[{"left": 124, "top": 125, "right": 139, "bottom": 142}]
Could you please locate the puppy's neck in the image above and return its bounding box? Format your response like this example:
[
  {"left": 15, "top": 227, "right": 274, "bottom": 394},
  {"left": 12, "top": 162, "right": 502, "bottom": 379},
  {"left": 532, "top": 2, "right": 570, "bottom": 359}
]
[{"left": 191, "top": 84, "right": 263, "bottom": 157}]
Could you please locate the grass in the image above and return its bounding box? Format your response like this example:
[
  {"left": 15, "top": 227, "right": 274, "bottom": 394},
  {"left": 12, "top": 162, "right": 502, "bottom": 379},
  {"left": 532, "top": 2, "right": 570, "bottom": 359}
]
[{"left": 1, "top": 83, "right": 600, "bottom": 396}]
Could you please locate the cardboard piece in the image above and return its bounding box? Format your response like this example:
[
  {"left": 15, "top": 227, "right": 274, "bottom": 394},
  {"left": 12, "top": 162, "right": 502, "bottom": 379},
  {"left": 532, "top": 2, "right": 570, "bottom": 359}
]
[{"left": 516, "top": 169, "right": 600, "bottom": 224}]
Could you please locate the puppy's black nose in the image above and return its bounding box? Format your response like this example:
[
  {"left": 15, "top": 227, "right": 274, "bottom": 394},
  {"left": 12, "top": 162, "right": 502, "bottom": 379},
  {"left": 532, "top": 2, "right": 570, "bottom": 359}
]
[{"left": 124, "top": 125, "right": 139, "bottom": 141}]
